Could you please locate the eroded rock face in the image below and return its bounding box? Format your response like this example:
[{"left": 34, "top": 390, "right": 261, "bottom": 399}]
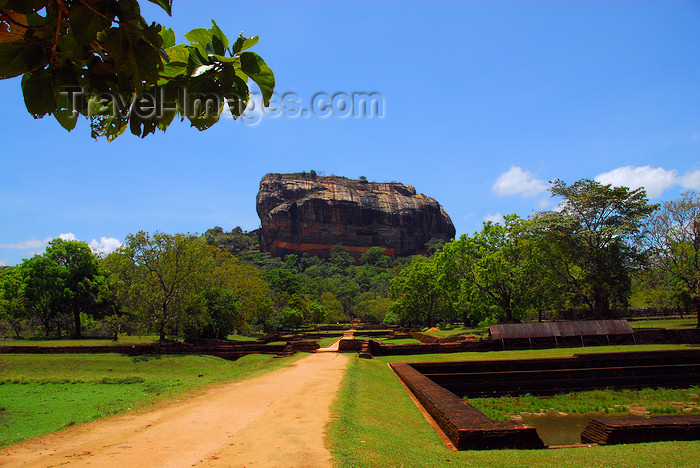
[{"left": 256, "top": 173, "right": 455, "bottom": 258}]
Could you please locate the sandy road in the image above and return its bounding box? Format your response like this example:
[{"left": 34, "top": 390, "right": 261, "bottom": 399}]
[{"left": 0, "top": 352, "right": 349, "bottom": 467}]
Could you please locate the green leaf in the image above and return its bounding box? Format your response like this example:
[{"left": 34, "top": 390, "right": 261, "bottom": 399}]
[
  {"left": 160, "top": 46, "right": 188, "bottom": 82},
  {"left": 25, "top": 12, "right": 46, "bottom": 27},
  {"left": 231, "top": 34, "right": 258, "bottom": 54},
  {"left": 211, "top": 36, "right": 226, "bottom": 57},
  {"left": 210, "top": 20, "right": 229, "bottom": 51},
  {"left": 146, "top": 0, "right": 172, "bottom": 16},
  {"left": 159, "top": 28, "right": 176, "bottom": 48},
  {"left": 222, "top": 68, "right": 249, "bottom": 118},
  {"left": 101, "top": 26, "right": 162, "bottom": 90},
  {"left": 155, "top": 83, "right": 181, "bottom": 131},
  {"left": 0, "top": 0, "right": 45, "bottom": 14},
  {"left": 240, "top": 51, "right": 274, "bottom": 106},
  {"left": 184, "top": 76, "right": 224, "bottom": 130},
  {"left": 184, "top": 28, "right": 212, "bottom": 50},
  {"left": 0, "top": 42, "right": 45, "bottom": 78},
  {"left": 21, "top": 69, "right": 56, "bottom": 118},
  {"left": 69, "top": 1, "right": 114, "bottom": 46},
  {"left": 91, "top": 112, "right": 128, "bottom": 141},
  {"left": 56, "top": 34, "right": 84, "bottom": 61},
  {"left": 164, "top": 44, "right": 190, "bottom": 64},
  {"left": 186, "top": 46, "right": 209, "bottom": 75},
  {"left": 54, "top": 107, "right": 78, "bottom": 131}
]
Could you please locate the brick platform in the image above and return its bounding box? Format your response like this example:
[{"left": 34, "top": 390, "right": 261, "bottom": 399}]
[
  {"left": 390, "top": 350, "right": 700, "bottom": 450},
  {"left": 390, "top": 362, "right": 545, "bottom": 450},
  {"left": 581, "top": 415, "right": 700, "bottom": 445}
]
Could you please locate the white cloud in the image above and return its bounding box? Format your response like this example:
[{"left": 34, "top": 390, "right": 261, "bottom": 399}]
[
  {"left": 483, "top": 213, "right": 504, "bottom": 224},
  {"left": 89, "top": 237, "right": 122, "bottom": 256},
  {"left": 492, "top": 166, "right": 548, "bottom": 197},
  {"left": 0, "top": 238, "right": 51, "bottom": 250},
  {"left": 595, "top": 166, "right": 677, "bottom": 198},
  {"left": 679, "top": 170, "right": 700, "bottom": 190},
  {"left": 594, "top": 166, "right": 700, "bottom": 198},
  {"left": 537, "top": 197, "right": 552, "bottom": 209},
  {"left": 0, "top": 233, "right": 122, "bottom": 259},
  {"left": 0, "top": 259, "right": 8, "bottom": 267}
]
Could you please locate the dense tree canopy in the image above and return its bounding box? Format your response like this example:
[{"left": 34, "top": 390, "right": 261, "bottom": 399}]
[
  {"left": 0, "top": 0, "right": 274, "bottom": 139},
  {"left": 2, "top": 182, "right": 696, "bottom": 339},
  {"left": 436, "top": 215, "right": 548, "bottom": 324},
  {"left": 390, "top": 256, "right": 450, "bottom": 327},
  {"left": 45, "top": 238, "right": 103, "bottom": 338},
  {"left": 2, "top": 239, "right": 105, "bottom": 338},
  {"left": 106, "top": 231, "right": 211, "bottom": 340},
  {"left": 534, "top": 179, "right": 656, "bottom": 317},
  {"left": 643, "top": 191, "right": 700, "bottom": 327}
]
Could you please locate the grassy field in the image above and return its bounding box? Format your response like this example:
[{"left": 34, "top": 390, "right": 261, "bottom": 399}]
[
  {"left": 318, "top": 336, "right": 342, "bottom": 347},
  {"left": 225, "top": 334, "right": 259, "bottom": 341},
  {"left": 0, "top": 334, "right": 265, "bottom": 346},
  {"left": 471, "top": 387, "right": 700, "bottom": 420},
  {"left": 417, "top": 317, "right": 698, "bottom": 341},
  {"left": 379, "top": 337, "right": 422, "bottom": 344},
  {"left": 380, "top": 343, "right": 696, "bottom": 363},
  {"left": 420, "top": 325, "right": 490, "bottom": 339},
  {"left": 327, "top": 344, "right": 700, "bottom": 467},
  {"left": 0, "top": 352, "right": 304, "bottom": 448},
  {"left": 0, "top": 336, "right": 159, "bottom": 346},
  {"left": 627, "top": 317, "right": 698, "bottom": 329}
]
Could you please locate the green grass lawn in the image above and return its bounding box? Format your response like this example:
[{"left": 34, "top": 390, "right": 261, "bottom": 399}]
[
  {"left": 0, "top": 352, "right": 304, "bottom": 448},
  {"left": 0, "top": 336, "right": 159, "bottom": 347},
  {"left": 327, "top": 344, "right": 700, "bottom": 467},
  {"left": 0, "top": 334, "right": 265, "bottom": 346},
  {"left": 380, "top": 343, "right": 696, "bottom": 363},
  {"left": 225, "top": 334, "right": 259, "bottom": 341},
  {"left": 420, "top": 325, "right": 490, "bottom": 339},
  {"left": 416, "top": 317, "right": 699, "bottom": 342},
  {"left": 318, "top": 336, "right": 342, "bottom": 347},
  {"left": 627, "top": 317, "right": 698, "bottom": 329},
  {"left": 379, "top": 337, "right": 422, "bottom": 344},
  {"left": 471, "top": 387, "right": 700, "bottom": 420}
]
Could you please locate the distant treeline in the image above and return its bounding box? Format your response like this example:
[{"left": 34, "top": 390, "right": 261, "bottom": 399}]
[{"left": 1, "top": 179, "right": 699, "bottom": 340}]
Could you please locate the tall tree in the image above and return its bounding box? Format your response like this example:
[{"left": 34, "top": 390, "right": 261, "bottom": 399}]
[
  {"left": 643, "top": 191, "right": 700, "bottom": 328},
  {"left": 113, "top": 231, "right": 211, "bottom": 341},
  {"left": 20, "top": 253, "right": 66, "bottom": 337},
  {"left": 0, "top": 1, "right": 274, "bottom": 139},
  {"left": 535, "top": 179, "right": 656, "bottom": 317},
  {"left": 205, "top": 245, "right": 272, "bottom": 332},
  {"left": 436, "top": 216, "right": 548, "bottom": 324},
  {"left": 390, "top": 256, "right": 449, "bottom": 327},
  {"left": 45, "top": 238, "right": 101, "bottom": 338},
  {"left": 0, "top": 266, "right": 26, "bottom": 337}
]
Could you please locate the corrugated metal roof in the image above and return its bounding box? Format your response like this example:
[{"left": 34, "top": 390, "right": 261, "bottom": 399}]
[{"left": 490, "top": 320, "right": 633, "bottom": 340}]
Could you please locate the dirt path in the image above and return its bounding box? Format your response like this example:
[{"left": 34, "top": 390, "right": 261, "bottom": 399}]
[{"left": 0, "top": 352, "right": 349, "bottom": 467}]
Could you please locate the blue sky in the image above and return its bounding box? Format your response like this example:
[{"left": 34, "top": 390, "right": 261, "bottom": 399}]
[{"left": 1, "top": 0, "right": 699, "bottom": 266}]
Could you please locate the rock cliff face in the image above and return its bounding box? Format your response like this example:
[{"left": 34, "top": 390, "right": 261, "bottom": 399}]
[{"left": 256, "top": 173, "right": 455, "bottom": 259}]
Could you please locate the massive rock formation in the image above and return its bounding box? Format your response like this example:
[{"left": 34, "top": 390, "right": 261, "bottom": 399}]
[{"left": 256, "top": 173, "right": 455, "bottom": 259}]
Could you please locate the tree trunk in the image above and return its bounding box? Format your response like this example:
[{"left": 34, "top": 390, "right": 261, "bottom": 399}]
[
  {"left": 593, "top": 287, "right": 610, "bottom": 318},
  {"left": 11, "top": 321, "right": 21, "bottom": 339},
  {"left": 73, "top": 309, "right": 81, "bottom": 339}
]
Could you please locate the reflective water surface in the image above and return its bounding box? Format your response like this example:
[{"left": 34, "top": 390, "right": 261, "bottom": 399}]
[{"left": 520, "top": 412, "right": 619, "bottom": 446}]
